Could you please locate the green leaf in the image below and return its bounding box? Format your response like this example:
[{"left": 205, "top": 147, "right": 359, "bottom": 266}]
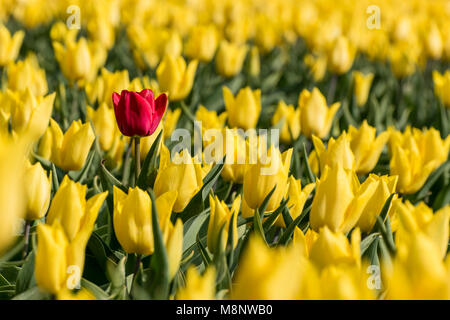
[
  {"left": 80, "top": 278, "right": 110, "bottom": 300},
  {"left": 258, "top": 185, "right": 277, "bottom": 216},
  {"left": 12, "top": 286, "right": 49, "bottom": 300},
  {"left": 253, "top": 208, "right": 267, "bottom": 244},
  {"left": 262, "top": 198, "right": 288, "bottom": 230},
  {"left": 276, "top": 212, "right": 304, "bottom": 246},
  {"left": 302, "top": 143, "right": 316, "bottom": 183},
  {"left": 360, "top": 233, "right": 381, "bottom": 256},
  {"left": 51, "top": 163, "right": 59, "bottom": 192},
  {"left": 15, "top": 252, "right": 35, "bottom": 295},
  {"left": 415, "top": 161, "right": 449, "bottom": 201},
  {"left": 196, "top": 233, "right": 212, "bottom": 267},
  {"left": 183, "top": 209, "right": 209, "bottom": 252},
  {"left": 146, "top": 190, "right": 170, "bottom": 300},
  {"left": 70, "top": 149, "right": 96, "bottom": 184},
  {"left": 106, "top": 257, "right": 126, "bottom": 298},
  {"left": 137, "top": 130, "right": 163, "bottom": 190}
]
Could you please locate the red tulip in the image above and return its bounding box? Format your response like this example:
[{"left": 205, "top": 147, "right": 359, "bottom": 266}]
[{"left": 112, "top": 89, "right": 168, "bottom": 137}]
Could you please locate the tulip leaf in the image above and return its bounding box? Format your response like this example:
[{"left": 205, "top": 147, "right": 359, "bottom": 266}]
[
  {"left": 106, "top": 257, "right": 127, "bottom": 299},
  {"left": 302, "top": 143, "right": 316, "bottom": 183},
  {"left": 415, "top": 161, "right": 449, "bottom": 202},
  {"left": 378, "top": 193, "right": 396, "bottom": 224},
  {"left": 137, "top": 130, "right": 163, "bottom": 190},
  {"left": 201, "top": 159, "right": 225, "bottom": 201},
  {"left": 80, "top": 278, "right": 110, "bottom": 300},
  {"left": 432, "top": 183, "right": 450, "bottom": 211},
  {"left": 360, "top": 233, "right": 381, "bottom": 256},
  {"left": 15, "top": 252, "right": 35, "bottom": 295},
  {"left": 258, "top": 185, "right": 277, "bottom": 216},
  {"left": 253, "top": 208, "right": 267, "bottom": 245},
  {"left": 281, "top": 206, "right": 294, "bottom": 228},
  {"left": 276, "top": 213, "right": 304, "bottom": 246},
  {"left": 183, "top": 209, "right": 209, "bottom": 252},
  {"left": 196, "top": 233, "right": 212, "bottom": 267},
  {"left": 51, "top": 163, "right": 59, "bottom": 192},
  {"left": 262, "top": 198, "right": 288, "bottom": 230},
  {"left": 31, "top": 152, "right": 52, "bottom": 170},
  {"left": 146, "top": 190, "right": 170, "bottom": 300},
  {"left": 70, "top": 149, "right": 96, "bottom": 184},
  {"left": 12, "top": 286, "right": 49, "bottom": 300}
]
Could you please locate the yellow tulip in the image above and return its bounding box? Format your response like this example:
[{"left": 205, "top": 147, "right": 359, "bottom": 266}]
[
  {"left": 47, "top": 175, "right": 107, "bottom": 242},
  {"left": 353, "top": 71, "right": 374, "bottom": 107},
  {"left": 6, "top": 54, "right": 48, "bottom": 96},
  {"left": 163, "top": 108, "right": 182, "bottom": 140},
  {"left": 304, "top": 53, "right": 327, "bottom": 82},
  {"left": 166, "top": 219, "right": 184, "bottom": 280},
  {"left": 272, "top": 100, "right": 301, "bottom": 144},
  {"left": 309, "top": 226, "right": 361, "bottom": 269},
  {"left": 243, "top": 146, "right": 292, "bottom": 212},
  {"left": 310, "top": 164, "right": 380, "bottom": 233},
  {"left": 57, "top": 288, "right": 96, "bottom": 300},
  {"left": 113, "top": 186, "right": 154, "bottom": 255},
  {"left": 347, "top": 121, "right": 390, "bottom": 174},
  {"left": 176, "top": 266, "right": 216, "bottom": 300},
  {"left": 425, "top": 22, "right": 443, "bottom": 60},
  {"left": 433, "top": 70, "right": 450, "bottom": 108},
  {"left": 275, "top": 176, "right": 315, "bottom": 228},
  {"left": 87, "top": 102, "right": 120, "bottom": 151},
  {"left": 328, "top": 36, "right": 355, "bottom": 75},
  {"left": 50, "top": 21, "right": 78, "bottom": 44},
  {"left": 156, "top": 55, "right": 198, "bottom": 101},
  {"left": 87, "top": 16, "right": 115, "bottom": 50},
  {"left": 311, "top": 132, "right": 355, "bottom": 175},
  {"left": 248, "top": 46, "right": 260, "bottom": 77},
  {"left": 0, "top": 23, "right": 24, "bottom": 66},
  {"left": 85, "top": 69, "right": 130, "bottom": 108},
  {"left": 35, "top": 223, "right": 68, "bottom": 294},
  {"left": 207, "top": 195, "right": 241, "bottom": 254},
  {"left": 223, "top": 86, "right": 261, "bottom": 130},
  {"left": 298, "top": 87, "right": 340, "bottom": 139},
  {"left": 220, "top": 128, "right": 248, "bottom": 184},
  {"left": 8, "top": 88, "right": 55, "bottom": 141},
  {"left": 356, "top": 174, "right": 398, "bottom": 233},
  {"left": 389, "top": 126, "right": 450, "bottom": 194},
  {"left": 23, "top": 161, "right": 52, "bottom": 221},
  {"left": 185, "top": 25, "right": 218, "bottom": 63},
  {"left": 195, "top": 105, "right": 227, "bottom": 134},
  {"left": 389, "top": 43, "right": 417, "bottom": 79},
  {"left": 39, "top": 119, "right": 95, "bottom": 171},
  {"left": 215, "top": 40, "right": 248, "bottom": 78},
  {"left": 154, "top": 145, "right": 205, "bottom": 213}
]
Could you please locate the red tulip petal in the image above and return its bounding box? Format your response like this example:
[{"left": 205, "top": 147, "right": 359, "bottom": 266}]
[
  {"left": 127, "top": 92, "right": 153, "bottom": 136},
  {"left": 137, "top": 89, "right": 155, "bottom": 106},
  {"left": 148, "top": 93, "right": 168, "bottom": 134},
  {"left": 112, "top": 92, "right": 121, "bottom": 107}
]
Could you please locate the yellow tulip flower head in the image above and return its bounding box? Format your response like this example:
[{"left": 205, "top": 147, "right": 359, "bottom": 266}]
[
  {"left": 433, "top": 70, "right": 450, "bottom": 108},
  {"left": 328, "top": 36, "right": 355, "bottom": 75},
  {"left": 23, "top": 161, "right": 52, "bottom": 221},
  {"left": 215, "top": 40, "right": 248, "bottom": 78},
  {"left": 223, "top": 86, "right": 261, "bottom": 131},
  {"left": 176, "top": 266, "right": 216, "bottom": 300},
  {"left": 0, "top": 23, "right": 24, "bottom": 66},
  {"left": 156, "top": 54, "right": 198, "bottom": 101},
  {"left": 7, "top": 54, "right": 48, "bottom": 96},
  {"left": 298, "top": 88, "right": 340, "bottom": 139},
  {"left": 272, "top": 100, "right": 301, "bottom": 144},
  {"left": 185, "top": 25, "right": 219, "bottom": 63},
  {"left": 352, "top": 71, "right": 374, "bottom": 107},
  {"left": 87, "top": 102, "right": 121, "bottom": 151}
]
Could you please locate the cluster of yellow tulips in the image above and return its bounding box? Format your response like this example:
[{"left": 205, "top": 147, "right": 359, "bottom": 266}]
[{"left": 0, "top": 0, "right": 449, "bottom": 300}]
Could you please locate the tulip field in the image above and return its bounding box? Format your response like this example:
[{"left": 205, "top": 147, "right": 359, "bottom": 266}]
[{"left": 1, "top": 0, "right": 450, "bottom": 301}]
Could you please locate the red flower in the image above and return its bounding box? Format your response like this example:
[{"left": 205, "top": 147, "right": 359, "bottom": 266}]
[{"left": 112, "top": 89, "right": 167, "bottom": 137}]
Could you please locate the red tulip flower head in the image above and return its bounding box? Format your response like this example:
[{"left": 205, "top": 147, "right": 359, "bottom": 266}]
[{"left": 112, "top": 89, "right": 168, "bottom": 137}]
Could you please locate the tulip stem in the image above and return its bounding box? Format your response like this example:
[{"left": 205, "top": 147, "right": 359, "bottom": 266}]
[
  {"left": 22, "top": 220, "right": 31, "bottom": 260},
  {"left": 327, "top": 74, "right": 338, "bottom": 104},
  {"left": 130, "top": 254, "right": 142, "bottom": 297},
  {"left": 134, "top": 137, "right": 141, "bottom": 186}
]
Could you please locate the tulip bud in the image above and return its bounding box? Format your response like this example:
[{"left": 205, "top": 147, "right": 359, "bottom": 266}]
[
  {"left": 223, "top": 86, "right": 261, "bottom": 131},
  {"left": 185, "top": 25, "right": 218, "bottom": 63},
  {"left": 310, "top": 164, "right": 379, "bottom": 233},
  {"left": 298, "top": 88, "right": 340, "bottom": 139},
  {"left": 195, "top": 105, "right": 227, "bottom": 133},
  {"left": 215, "top": 40, "right": 248, "bottom": 78},
  {"left": 23, "top": 161, "right": 52, "bottom": 221},
  {"left": 40, "top": 119, "right": 95, "bottom": 171},
  {"left": 221, "top": 128, "right": 248, "bottom": 184},
  {"left": 87, "top": 103, "right": 119, "bottom": 151},
  {"left": 176, "top": 266, "right": 216, "bottom": 300},
  {"left": 8, "top": 89, "right": 55, "bottom": 142},
  {"left": 433, "top": 70, "right": 450, "bottom": 108},
  {"left": 86, "top": 68, "right": 130, "bottom": 108},
  {"left": 207, "top": 195, "right": 241, "bottom": 254},
  {"left": 166, "top": 219, "right": 184, "bottom": 280},
  {"left": 35, "top": 223, "right": 68, "bottom": 294},
  {"left": 6, "top": 54, "right": 48, "bottom": 96},
  {"left": 243, "top": 146, "right": 292, "bottom": 212},
  {"left": 272, "top": 101, "right": 301, "bottom": 144},
  {"left": 154, "top": 145, "right": 204, "bottom": 213},
  {"left": 163, "top": 108, "right": 182, "bottom": 140},
  {"left": 156, "top": 55, "right": 198, "bottom": 101},
  {"left": 0, "top": 23, "right": 24, "bottom": 66},
  {"left": 328, "top": 36, "right": 355, "bottom": 75},
  {"left": 352, "top": 71, "right": 374, "bottom": 107},
  {"left": 426, "top": 22, "right": 443, "bottom": 60},
  {"left": 311, "top": 133, "right": 355, "bottom": 175},
  {"left": 347, "top": 121, "right": 390, "bottom": 174},
  {"left": 112, "top": 89, "right": 167, "bottom": 138}
]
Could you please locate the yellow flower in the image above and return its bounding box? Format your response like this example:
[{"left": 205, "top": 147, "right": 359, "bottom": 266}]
[
  {"left": 8, "top": 88, "right": 55, "bottom": 142},
  {"left": 0, "top": 23, "right": 24, "bottom": 66},
  {"left": 47, "top": 175, "right": 107, "bottom": 242},
  {"left": 176, "top": 266, "right": 216, "bottom": 300},
  {"left": 57, "top": 288, "right": 96, "bottom": 300},
  {"left": 185, "top": 25, "right": 218, "bottom": 63},
  {"left": 215, "top": 40, "right": 248, "bottom": 78},
  {"left": 310, "top": 164, "right": 380, "bottom": 233},
  {"left": 356, "top": 174, "right": 398, "bottom": 233},
  {"left": 248, "top": 46, "right": 260, "bottom": 77},
  {"left": 195, "top": 105, "right": 227, "bottom": 133},
  {"left": 328, "top": 36, "right": 355, "bottom": 75},
  {"left": 87, "top": 102, "right": 120, "bottom": 151},
  {"left": 85, "top": 68, "right": 130, "bottom": 108},
  {"left": 389, "top": 126, "right": 450, "bottom": 194},
  {"left": 35, "top": 223, "right": 68, "bottom": 294},
  {"left": 272, "top": 100, "right": 301, "bottom": 144},
  {"left": 50, "top": 21, "right": 78, "bottom": 44},
  {"left": 207, "top": 194, "right": 241, "bottom": 254},
  {"left": 243, "top": 146, "right": 292, "bottom": 212},
  {"left": 309, "top": 226, "right": 361, "bottom": 269},
  {"left": 275, "top": 176, "right": 315, "bottom": 228},
  {"left": 298, "top": 88, "right": 340, "bottom": 139},
  {"left": 347, "top": 121, "right": 390, "bottom": 174},
  {"left": 389, "top": 43, "right": 417, "bottom": 79},
  {"left": 163, "top": 108, "right": 182, "bottom": 140},
  {"left": 23, "top": 161, "right": 52, "bottom": 221},
  {"left": 156, "top": 54, "right": 198, "bottom": 101},
  {"left": 154, "top": 145, "right": 205, "bottom": 213},
  {"left": 353, "top": 71, "right": 374, "bottom": 107},
  {"left": 425, "top": 22, "right": 443, "bottom": 60},
  {"left": 304, "top": 53, "right": 327, "bottom": 82},
  {"left": 87, "top": 16, "right": 115, "bottom": 50},
  {"left": 311, "top": 133, "right": 355, "bottom": 175},
  {"left": 433, "top": 70, "right": 450, "bottom": 108},
  {"left": 220, "top": 128, "right": 248, "bottom": 184},
  {"left": 39, "top": 119, "right": 95, "bottom": 171},
  {"left": 223, "top": 86, "right": 261, "bottom": 131},
  {"left": 6, "top": 54, "right": 48, "bottom": 96}
]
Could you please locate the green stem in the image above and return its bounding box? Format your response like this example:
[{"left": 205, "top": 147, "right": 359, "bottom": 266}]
[
  {"left": 134, "top": 137, "right": 141, "bottom": 186},
  {"left": 130, "top": 254, "right": 142, "bottom": 298},
  {"left": 22, "top": 220, "right": 31, "bottom": 260}
]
